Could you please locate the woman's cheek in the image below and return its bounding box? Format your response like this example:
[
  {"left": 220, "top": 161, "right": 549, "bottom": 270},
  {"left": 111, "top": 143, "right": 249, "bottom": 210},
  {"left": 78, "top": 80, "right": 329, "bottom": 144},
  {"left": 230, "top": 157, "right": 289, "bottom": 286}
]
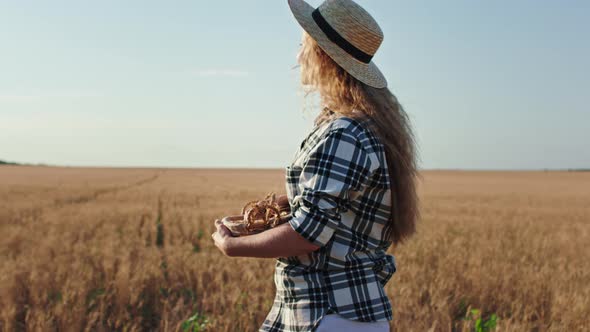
[{"left": 301, "top": 72, "right": 309, "bottom": 85}]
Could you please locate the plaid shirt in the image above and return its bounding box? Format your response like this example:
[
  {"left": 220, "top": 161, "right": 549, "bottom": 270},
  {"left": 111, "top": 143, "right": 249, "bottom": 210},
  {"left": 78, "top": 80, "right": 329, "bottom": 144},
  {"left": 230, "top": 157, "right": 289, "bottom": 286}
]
[{"left": 260, "top": 113, "right": 397, "bottom": 332}]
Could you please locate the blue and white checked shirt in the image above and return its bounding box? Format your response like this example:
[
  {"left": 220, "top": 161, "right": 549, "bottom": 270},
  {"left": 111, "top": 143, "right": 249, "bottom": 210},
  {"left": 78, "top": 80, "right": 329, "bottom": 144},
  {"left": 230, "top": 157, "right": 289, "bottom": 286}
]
[{"left": 260, "top": 112, "right": 397, "bottom": 332}]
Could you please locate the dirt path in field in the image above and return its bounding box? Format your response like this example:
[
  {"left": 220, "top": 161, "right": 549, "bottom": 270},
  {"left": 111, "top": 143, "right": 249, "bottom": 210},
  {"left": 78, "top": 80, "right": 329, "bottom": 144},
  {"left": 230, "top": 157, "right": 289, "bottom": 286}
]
[
  {"left": 4, "top": 170, "right": 164, "bottom": 226},
  {"left": 52, "top": 170, "right": 163, "bottom": 207}
]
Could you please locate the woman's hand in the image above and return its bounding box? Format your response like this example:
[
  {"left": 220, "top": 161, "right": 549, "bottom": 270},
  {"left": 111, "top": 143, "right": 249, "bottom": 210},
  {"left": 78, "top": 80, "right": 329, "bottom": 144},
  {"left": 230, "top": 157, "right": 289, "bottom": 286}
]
[
  {"left": 212, "top": 219, "right": 235, "bottom": 257},
  {"left": 211, "top": 213, "right": 321, "bottom": 259}
]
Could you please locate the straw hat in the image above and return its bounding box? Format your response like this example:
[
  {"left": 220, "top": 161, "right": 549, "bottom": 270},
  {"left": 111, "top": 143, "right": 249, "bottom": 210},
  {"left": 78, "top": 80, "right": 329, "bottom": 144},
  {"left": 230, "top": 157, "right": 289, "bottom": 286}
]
[{"left": 288, "top": 0, "right": 387, "bottom": 88}]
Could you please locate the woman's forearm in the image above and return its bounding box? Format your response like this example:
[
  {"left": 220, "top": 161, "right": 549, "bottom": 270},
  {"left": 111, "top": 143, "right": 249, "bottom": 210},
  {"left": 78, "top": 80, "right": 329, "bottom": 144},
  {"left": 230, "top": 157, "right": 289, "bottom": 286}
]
[{"left": 226, "top": 222, "right": 320, "bottom": 258}]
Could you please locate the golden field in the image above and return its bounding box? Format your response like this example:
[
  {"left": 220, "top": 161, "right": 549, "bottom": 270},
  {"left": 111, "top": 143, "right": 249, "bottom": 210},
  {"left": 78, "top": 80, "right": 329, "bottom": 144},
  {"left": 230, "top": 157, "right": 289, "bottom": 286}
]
[{"left": 0, "top": 166, "right": 588, "bottom": 331}]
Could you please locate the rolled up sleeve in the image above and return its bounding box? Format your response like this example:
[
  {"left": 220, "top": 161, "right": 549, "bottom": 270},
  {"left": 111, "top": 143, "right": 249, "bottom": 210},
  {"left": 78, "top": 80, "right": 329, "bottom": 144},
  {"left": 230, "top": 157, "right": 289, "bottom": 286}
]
[{"left": 288, "top": 127, "right": 374, "bottom": 248}]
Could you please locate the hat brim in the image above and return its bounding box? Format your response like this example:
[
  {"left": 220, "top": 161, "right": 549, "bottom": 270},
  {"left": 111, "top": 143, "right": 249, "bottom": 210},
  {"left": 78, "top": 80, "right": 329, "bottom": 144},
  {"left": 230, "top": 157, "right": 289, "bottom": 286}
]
[{"left": 288, "top": 0, "right": 388, "bottom": 89}]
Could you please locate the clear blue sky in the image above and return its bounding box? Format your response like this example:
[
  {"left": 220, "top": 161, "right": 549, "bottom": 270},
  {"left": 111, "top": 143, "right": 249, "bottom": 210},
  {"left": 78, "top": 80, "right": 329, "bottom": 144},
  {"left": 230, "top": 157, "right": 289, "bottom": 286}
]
[{"left": 1, "top": 1, "right": 588, "bottom": 170}]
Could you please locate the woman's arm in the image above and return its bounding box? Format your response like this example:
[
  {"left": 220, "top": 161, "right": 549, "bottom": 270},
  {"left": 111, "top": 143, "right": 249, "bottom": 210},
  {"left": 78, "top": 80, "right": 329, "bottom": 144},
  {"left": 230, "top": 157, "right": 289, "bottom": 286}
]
[{"left": 212, "top": 219, "right": 320, "bottom": 258}]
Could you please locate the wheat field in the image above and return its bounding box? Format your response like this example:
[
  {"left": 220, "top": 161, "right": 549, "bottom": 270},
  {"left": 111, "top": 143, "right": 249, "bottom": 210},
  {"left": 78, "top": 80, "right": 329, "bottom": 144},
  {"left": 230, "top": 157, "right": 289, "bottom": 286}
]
[{"left": 0, "top": 166, "right": 588, "bottom": 331}]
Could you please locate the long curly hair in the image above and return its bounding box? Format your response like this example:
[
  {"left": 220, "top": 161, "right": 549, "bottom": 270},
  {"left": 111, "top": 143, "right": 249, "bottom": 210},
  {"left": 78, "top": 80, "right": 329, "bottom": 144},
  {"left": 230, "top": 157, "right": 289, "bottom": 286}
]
[{"left": 297, "top": 32, "right": 420, "bottom": 245}]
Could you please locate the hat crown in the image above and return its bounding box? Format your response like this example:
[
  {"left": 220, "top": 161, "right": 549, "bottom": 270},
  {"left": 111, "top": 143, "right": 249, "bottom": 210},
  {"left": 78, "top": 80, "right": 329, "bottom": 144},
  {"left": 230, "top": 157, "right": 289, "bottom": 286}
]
[{"left": 317, "top": 0, "right": 383, "bottom": 57}]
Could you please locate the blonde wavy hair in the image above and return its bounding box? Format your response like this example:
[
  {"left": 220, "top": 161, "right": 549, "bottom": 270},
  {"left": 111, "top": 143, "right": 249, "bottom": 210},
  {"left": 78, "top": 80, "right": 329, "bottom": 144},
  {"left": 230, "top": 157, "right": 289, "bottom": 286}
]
[{"left": 297, "top": 32, "right": 420, "bottom": 245}]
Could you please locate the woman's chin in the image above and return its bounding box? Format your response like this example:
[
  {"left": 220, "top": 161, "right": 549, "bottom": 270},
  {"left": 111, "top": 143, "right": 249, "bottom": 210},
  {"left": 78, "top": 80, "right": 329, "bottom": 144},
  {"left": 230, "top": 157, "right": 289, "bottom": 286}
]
[{"left": 300, "top": 81, "right": 314, "bottom": 89}]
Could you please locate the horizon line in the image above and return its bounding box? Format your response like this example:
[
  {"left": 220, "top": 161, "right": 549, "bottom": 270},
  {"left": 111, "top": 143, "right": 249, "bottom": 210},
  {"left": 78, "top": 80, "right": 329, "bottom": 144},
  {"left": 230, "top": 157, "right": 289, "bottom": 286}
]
[{"left": 1, "top": 162, "right": 588, "bottom": 172}]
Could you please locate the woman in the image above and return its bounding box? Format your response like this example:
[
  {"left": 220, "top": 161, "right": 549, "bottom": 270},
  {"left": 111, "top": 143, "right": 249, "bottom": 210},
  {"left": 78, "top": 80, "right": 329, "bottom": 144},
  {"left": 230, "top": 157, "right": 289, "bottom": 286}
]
[{"left": 212, "top": 0, "right": 420, "bottom": 331}]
